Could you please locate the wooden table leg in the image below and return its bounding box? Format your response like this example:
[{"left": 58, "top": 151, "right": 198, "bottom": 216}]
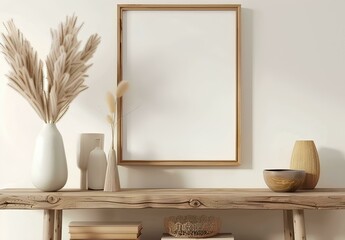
[
  {"left": 283, "top": 210, "right": 294, "bottom": 240},
  {"left": 54, "top": 210, "right": 63, "bottom": 240},
  {"left": 43, "top": 210, "right": 55, "bottom": 240},
  {"left": 292, "top": 210, "right": 307, "bottom": 240}
]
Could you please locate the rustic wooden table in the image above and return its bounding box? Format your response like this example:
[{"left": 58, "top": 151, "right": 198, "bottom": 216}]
[{"left": 1, "top": 188, "right": 345, "bottom": 240}]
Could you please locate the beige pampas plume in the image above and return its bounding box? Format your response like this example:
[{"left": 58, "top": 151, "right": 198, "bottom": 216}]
[
  {"left": 1, "top": 16, "right": 101, "bottom": 123},
  {"left": 1, "top": 20, "right": 46, "bottom": 121},
  {"left": 106, "top": 80, "right": 129, "bottom": 150},
  {"left": 116, "top": 80, "right": 129, "bottom": 98},
  {"left": 106, "top": 114, "right": 113, "bottom": 125},
  {"left": 106, "top": 92, "right": 116, "bottom": 113}
]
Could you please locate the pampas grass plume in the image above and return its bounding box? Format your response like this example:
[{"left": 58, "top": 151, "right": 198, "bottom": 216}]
[
  {"left": 106, "top": 114, "right": 113, "bottom": 124},
  {"left": 1, "top": 16, "right": 100, "bottom": 123},
  {"left": 106, "top": 92, "right": 116, "bottom": 113},
  {"left": 116, "top": 80, "right": 129, "bottom": 98}
]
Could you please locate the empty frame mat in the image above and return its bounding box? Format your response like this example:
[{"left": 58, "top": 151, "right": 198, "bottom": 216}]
[{"left": 118, "top": 5, "right": 241, "bottom": 166}]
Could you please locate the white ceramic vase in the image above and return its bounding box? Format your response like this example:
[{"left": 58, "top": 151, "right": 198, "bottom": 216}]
[
  {"left": 104, "top": 149, "right": 120, "bottom": 192},
  {"left": 77, "top": 133, "right": 104, "bottom": 190},
  {"left": 31, "top": 123, "right": 68, "bottom": 192},
  {"left": 88, "top": 144, "right": 107, "bottom": 190}
]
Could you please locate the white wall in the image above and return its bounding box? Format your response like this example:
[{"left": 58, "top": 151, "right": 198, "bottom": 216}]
[{"left": 1, "top": 0, "right": 345, "bottom": 239}]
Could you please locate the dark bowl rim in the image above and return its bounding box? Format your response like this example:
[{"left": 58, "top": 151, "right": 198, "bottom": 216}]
[{"left": 263, "top": 169, "right": 305, "bottom": 173}]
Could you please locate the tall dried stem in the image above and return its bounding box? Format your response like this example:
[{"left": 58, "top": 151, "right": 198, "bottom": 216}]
[{"left": 106, "top": 81, "right": 129, "bottom": 150}]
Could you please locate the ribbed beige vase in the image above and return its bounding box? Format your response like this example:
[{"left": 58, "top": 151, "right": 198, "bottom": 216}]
[
  {"left": 104, "top": 149, "right": 120, "bottom": 192},
  {"left": 290, "top": 140, "right": 320, "bottom": 189}
]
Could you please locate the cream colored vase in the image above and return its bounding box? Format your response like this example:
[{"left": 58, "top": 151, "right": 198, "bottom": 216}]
[
  {"left": 31, "top": 123, "right": 68, "bottom": 192},
  {"left": 88, "top": 144, "right": 107, "bottom": 190},
  {"left": 290, "top": 140, "right": 320, "bottom": 189},
  {"left": 104, "top": 149, "right": 120, "bottom": 192},
  {"left": 77, "top": 133, "right": 104, "bottom": 190}
]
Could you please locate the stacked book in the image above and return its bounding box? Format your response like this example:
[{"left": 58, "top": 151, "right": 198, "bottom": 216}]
[
  {"left": 69, "top": 221, "right": 142, "bottom": 240},
  {"left": 161, "top": 233, "right": 234, "bottom": 240}
]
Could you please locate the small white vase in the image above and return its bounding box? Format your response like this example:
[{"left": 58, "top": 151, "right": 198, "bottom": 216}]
[
  {"left": 104, "top": 149, "right": 120, "bottom": 192},
  {"left": 88, "top": 143, "right": 107, "bottom": 190},
  {"left": 31, "top": 123, "right": 68, "bottom": 192},
  {"left": 77, "top": 133, "right": 104, "bottom": 190}
]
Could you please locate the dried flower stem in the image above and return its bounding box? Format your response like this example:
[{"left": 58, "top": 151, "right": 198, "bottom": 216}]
[{"left": 106, "top": 81, "right": 128, "bottom": 150}]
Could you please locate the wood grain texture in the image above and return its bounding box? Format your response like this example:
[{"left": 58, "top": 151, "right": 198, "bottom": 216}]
[
  {"left": 1, "top": 188, "right": 345, "bottom": 210},
  {"left": 117, "top": 4, "right": 241, "bottom": 11},
  {"left": 283, "top": 210, "right": 294, "bottom": 240},
  {"left": 293, "top": 210, "right": 307, "bottom": 240},
  {"left": 43, "top": 210, "right": 54, "bottom": 240},
  {"left": 54, "top": 210, "right": 62, "bottom": 240},
  {"left": 290, "top": 140, "right": 320, "bottom": 189}
]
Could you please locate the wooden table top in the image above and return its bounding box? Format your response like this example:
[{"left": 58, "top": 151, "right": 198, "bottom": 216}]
[{"left": 1, "top": 188, "right": 345, "bottom": 210}]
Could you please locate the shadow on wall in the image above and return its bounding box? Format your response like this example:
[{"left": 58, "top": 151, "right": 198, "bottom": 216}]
[
  {"left": 305, "top": 147, "right": 345, "bottom": 240},
  {"left": 305, "top": 209, "right": 345, "bottom": 240},
  {"left": 317, "top": 147, "right": 345, "bottom": 187},
  {"left": 239, "top": 8, "right": 254, "bottom": 169},
  {"left": 124, "top": 167, "right": 186, "bottom": 188}
]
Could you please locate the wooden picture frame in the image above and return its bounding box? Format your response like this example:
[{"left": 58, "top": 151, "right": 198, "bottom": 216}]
[{"left": 117, "top": 4, "right": 241, "bottom": 166}]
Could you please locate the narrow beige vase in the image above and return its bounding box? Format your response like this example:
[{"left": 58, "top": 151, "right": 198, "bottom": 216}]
[
  {"left": 104, "top": 149, "right": 120, "bottom": 192},
  {"left": 290, "top": 140, "right": 320, "bottom": 189}
]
